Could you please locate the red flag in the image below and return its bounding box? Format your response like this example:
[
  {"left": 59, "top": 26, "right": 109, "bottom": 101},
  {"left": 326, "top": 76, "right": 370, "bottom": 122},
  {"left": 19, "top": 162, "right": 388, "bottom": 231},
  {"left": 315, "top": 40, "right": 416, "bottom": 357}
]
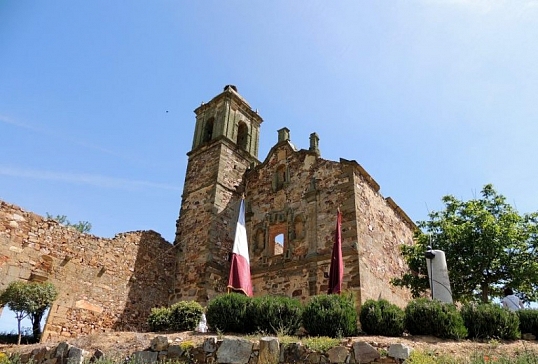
[
  {"left": 328, "top": 209, "right": 343, "bottom": 294},
  {"left": 227, "top": 199, "right": 253, "bottom": 296}
]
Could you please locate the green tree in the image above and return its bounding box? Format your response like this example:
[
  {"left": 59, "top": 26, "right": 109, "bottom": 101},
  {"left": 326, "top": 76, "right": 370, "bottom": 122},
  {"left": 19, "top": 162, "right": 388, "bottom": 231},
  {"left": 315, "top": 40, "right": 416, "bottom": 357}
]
[
  {"left": 46, "top": 213, "right": 92, "bottom": 233},
  {"left": 392, "top": 184, "right": 538, "bottom": 304},
  {"left": 0, "top": 281, "right": 58, "bottom": 343}
]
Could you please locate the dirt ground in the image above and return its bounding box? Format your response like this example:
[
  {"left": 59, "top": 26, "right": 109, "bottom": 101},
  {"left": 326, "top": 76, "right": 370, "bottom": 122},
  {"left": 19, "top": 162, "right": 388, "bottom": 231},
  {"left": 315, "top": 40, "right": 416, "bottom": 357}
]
[{"left": 1, "top": 331, "right": 537, "bottom": 362}]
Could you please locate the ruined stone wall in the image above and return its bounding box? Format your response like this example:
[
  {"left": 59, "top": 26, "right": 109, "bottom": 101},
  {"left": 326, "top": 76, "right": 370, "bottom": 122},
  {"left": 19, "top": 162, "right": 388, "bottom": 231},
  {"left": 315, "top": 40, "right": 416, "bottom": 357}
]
[
  {"left": 348, "top": 163, "right": 415, "bottom": 307},
  {"left": 0, "top": 201, "right": 175, "bottom": 341}
]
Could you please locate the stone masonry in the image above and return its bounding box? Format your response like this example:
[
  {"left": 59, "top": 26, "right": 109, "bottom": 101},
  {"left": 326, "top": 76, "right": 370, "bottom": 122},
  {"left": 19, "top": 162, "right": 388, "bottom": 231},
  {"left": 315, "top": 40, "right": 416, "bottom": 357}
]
[
  {"left": 0, "top": 85, "right": 415, "bottom": 341},
  {"left": 0, "top": 201, "right": 175, "bottom": 341},
  {"left": 172, "top": 86, "right": 414, "bottom": 308}
]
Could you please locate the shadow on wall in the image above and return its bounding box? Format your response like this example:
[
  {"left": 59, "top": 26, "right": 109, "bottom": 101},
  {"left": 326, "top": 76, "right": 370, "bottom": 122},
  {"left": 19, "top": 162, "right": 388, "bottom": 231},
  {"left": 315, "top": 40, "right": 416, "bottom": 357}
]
[{"left": 113, "top": 231, "right": 176, "bottom": 332}]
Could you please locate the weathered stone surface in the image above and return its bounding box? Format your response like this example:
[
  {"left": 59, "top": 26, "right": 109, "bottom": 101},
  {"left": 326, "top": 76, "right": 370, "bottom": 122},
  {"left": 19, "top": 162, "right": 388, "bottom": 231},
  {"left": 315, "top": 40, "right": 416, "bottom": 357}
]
[
  {"left": 388, "top": 343, "right": 412, "bottom": 360},
  {"left": 132, "top": 351, "right": 158, "bottom": 363},
  {"left": 280, "top": 342, "right": 307, "bottom": 364},
  {"left": 216, "top": 337, "right": 253, "bottom": 364},
  {"left": 167, "top": 345, "right": 184, "bottom": 358},
  {"left": 66, "top": 347, "right": 86, "bottom": 364},
  {"left": 172, "top": 87, "right": 414, "bottom": 308},
  {"left": 54, "top": 342, "right": 71, "bottom": 360},
  {"left": 150, "top": 335, "right": 169, "bottom": 351},
  {"left": 352, "top": 341, "right": 380, "bottom": 363},
  {"left": 90, "top": 349, "right": 104, "bottom": 362},
  {"left": 0, "top": 201, "right": 175, "bottom": 341},
  {"left": 326, "top": 346, "right": 349, "bottom": 363},
  {"left": 306, "top": 352, "right": 323, "bottom": 364},
  {"left": 31, "top": 347, "right": 49, "bottom": 363},
  {"left": 203, "top": 336, "right": 219, "bottom": 353},
  {"left": 258, "top": 337, "right": 279, "bottom": 364}
]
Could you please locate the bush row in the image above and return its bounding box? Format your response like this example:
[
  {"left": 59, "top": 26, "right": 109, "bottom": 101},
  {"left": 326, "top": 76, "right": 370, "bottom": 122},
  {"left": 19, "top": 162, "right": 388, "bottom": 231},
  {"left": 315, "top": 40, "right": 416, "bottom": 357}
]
[
  {"left": 206, "top": 292, "right": 357, "bottom": 337},
  {"left": 148, "top": 294, "right": 538, "bottom": 341},
  {"left": 361, "top": 298, "right": 538, "bottom": 340}
]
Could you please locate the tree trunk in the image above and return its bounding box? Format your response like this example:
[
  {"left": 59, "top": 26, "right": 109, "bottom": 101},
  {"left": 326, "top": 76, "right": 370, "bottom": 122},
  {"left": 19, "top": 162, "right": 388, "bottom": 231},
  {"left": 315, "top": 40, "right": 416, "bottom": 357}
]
[
  {"left": 31, "top": 311, "right": 43, "bottom": 343},
  {"left": 481, "top": 282, "right": 490, "bottom": 303}
]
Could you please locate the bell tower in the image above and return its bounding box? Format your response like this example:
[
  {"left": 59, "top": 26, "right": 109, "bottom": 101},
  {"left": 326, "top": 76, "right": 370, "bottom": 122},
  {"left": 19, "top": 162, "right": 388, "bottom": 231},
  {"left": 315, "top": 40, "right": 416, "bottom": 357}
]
[{"left": 171, "top": 85, "right": 263, "bottom": 304}]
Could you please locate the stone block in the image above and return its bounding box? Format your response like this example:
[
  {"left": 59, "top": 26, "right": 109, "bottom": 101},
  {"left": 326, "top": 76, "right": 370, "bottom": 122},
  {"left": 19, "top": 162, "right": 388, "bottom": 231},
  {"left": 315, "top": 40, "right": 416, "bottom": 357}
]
[
  {"left": 258, "top": 337, "right": 279, "bottom": 364},
  {"left": 388, "top": 343, "right": 412, "bottom": 360},
  {"left": 352, "top": 341, "right": 380, "bottom": 363},
  {"left": 216, "top": 337, "right": 253, "bottom": 364},
  {"left": 132, "top": 351, "right": 158, "bottom": 364},
  {"left": 326, "top": 346, "right": 349, "bottom": 364}
]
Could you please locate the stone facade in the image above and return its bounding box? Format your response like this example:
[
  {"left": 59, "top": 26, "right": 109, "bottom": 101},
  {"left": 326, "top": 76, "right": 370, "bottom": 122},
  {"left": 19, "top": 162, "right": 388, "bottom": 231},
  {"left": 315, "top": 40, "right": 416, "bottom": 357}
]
[
  {"left": 0, "top": 201, "right": 175, "bottom": 341},
  {"left": 172, "top": 86, "right": 414, "bottom": 308},
  {"left": 0, "top": 85, "right": 415, "bottom": 341}
]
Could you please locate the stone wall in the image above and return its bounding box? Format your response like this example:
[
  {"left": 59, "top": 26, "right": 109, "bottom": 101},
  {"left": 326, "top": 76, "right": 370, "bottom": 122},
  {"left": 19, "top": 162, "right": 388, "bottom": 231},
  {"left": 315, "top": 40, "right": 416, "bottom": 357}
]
[
  {"left": 244, "top": 142, "right": 414, "bottom": 307},
  {"left": 0, "top": 201, "right": 175, "bottom": 341}
]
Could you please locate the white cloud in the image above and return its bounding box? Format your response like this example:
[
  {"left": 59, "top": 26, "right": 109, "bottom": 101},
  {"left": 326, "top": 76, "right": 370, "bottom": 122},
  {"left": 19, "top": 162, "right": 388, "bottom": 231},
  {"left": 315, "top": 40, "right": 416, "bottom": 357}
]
[{"left": 0, "top": 166, "right": 181, "bottom": 191}]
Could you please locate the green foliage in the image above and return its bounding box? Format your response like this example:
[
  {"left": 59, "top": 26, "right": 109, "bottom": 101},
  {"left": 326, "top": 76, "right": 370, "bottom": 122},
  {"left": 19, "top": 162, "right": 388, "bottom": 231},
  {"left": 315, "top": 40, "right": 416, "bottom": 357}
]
[
  {"left": 248, "top": 295, "right": 303, "bottom": 335},
  {"left": 404, "top": 298, "right": 467, "bottom": 339},
  {"left": 206, "top": 293, "right": 253, "bottom": 333},
  {"left": 302, "top": 336, "right": 340, "bottom": 353},
  {"left": 461, "top": 303, "right": 520, "bottom": 340},
  {"left": 46, "top": 213, "right": 92, "bottom": 233},
  {"left": 302, "top": 293, "right": 358, "bottom": 338},
  {"left": 359, "top": 299, "right": 405, "bottom": 337},
  {"left": 518, "top": 309, "right": 538, "bottom": 337},
  {"left": 0, "top": 281, "right": 58, "bottom": 343},
  {"left": 392, "top": 184, "right": 538, "bottom": 304},
  {"left": 405, "top": 350, "right": 460, "bottom": 364},
  {"left": 169, "top": 301, "right": 204, "bottom": 331},
  {"left": 147, "top": 301, "right": 203, "bottom": 332},
  {"left": 147, "top": 306, "right": 172, "bottom": 332}
]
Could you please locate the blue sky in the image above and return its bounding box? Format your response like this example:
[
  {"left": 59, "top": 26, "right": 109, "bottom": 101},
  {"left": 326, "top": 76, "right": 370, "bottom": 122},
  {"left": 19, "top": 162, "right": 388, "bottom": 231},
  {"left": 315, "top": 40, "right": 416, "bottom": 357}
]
[{"left": 1, "top": 1, "right": 537, "bottom": 330}]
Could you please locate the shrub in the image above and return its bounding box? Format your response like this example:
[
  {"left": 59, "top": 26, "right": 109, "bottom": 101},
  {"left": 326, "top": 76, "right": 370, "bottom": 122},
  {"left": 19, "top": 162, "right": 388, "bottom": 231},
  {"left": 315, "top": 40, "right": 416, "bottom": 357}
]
[
  {"left": 169, "top": 301, "right": 204, "bottom": 331},
  {"left": 147, "top": 306, "right": 172, "bottom": 332},
  {"left": 206, "top": 293, "right": 253, "bottom": 333},
  {"left": 518, "top": 309, "right": 538, "bottom": 337},
  {"left": 359, "top": 299, "right": 405, "bottom": 337},
  {"left": 461, "top": 303, "right": 520, "bottom": 340},
  {"left": 302, "top": 293, "right": 358, "bottom": 338},
  {"left": 405, "top": 298, "right": 467, "bottom": 339},
  {"left": 248, "top": 295, "right": 303, "bottom": 335}
]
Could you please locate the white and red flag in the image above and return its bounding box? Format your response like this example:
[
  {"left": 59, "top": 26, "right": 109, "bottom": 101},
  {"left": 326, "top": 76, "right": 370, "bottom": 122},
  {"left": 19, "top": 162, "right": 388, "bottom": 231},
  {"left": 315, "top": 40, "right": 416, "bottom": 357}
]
[{"left": 227, "top": 198, "right": 253, "bottom": 296}]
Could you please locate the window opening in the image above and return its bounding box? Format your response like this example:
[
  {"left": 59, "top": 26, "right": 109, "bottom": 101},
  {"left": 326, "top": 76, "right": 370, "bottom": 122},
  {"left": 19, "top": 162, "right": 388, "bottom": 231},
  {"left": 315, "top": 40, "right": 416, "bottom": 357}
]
[
  {"left": 274, "top": 233, "right": 284, "bottom": 255},
  {"left": 237, "top": 122, "right": 248, "bottom": 150},
  {"left": 203, "top": 118, "right": 214, "bottom": 143}
]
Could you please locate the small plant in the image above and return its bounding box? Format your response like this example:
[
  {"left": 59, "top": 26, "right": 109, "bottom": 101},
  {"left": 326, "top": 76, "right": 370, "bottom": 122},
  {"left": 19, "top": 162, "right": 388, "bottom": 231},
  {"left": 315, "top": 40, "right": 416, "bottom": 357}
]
[
  {"left": 206, "top": 293, "right": 253, "bottom": 333},
  {"left": 405, "top": 298, "right": 467, "bottom": 339},
  {"left": 518, "top": 309, "right": 538, "bottom": 337},
  {"left": 147, "top": 306, "right": 172, "bottom": 332},
  {"left": 247, "top": 295, "right": 302, "bottom": 335},
  {"left": 359, "top": 299, "right": 405, "bottom": 337},
  {"left": 302, "top": 293, "right": 358, "bottom": 338},
  {"left": 302, "top": 336, "right": 340, "bottom": 353},
  {"left": 169, "top": 301, "right": 204, "bottom": 331},
  {"left": 461, "top": 303, "right": 520, "bottom": 340}
]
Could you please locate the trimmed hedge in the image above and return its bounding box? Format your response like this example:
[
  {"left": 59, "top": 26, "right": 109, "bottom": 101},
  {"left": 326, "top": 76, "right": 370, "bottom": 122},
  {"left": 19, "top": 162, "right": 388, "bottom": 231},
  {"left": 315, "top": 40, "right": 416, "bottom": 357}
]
[
  {"left": 302, "top": 293, "right": 358, "bottom": 338},
  {"left": 248, "top": 295, "right": 303, "bottom": 335},
  {"left": 360, "top": 299, "right": 405, "bottom": 337},
  {"left": 206, "top": 293, "right": 253, "bottom": 333},
  {"left": 518, "top": 309, "right": 538, "bottom": 337},
  {"left": 461, "top": 303, "right": 520, "bottom": 340},
  {"left": 405, "top": 298, "right": 467, "bottom": 339}
]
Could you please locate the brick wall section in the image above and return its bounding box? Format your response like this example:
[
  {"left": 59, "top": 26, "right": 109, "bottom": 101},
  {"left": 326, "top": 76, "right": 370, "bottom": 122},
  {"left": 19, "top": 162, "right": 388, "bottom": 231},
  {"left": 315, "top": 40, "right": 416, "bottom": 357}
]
[{"left": 0, "top": 201, "right": 175, "bottom": 341}]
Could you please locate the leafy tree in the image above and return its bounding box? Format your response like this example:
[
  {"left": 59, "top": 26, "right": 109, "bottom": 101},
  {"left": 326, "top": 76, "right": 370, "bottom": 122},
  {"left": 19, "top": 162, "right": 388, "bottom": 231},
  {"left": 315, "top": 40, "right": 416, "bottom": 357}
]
[
  {"left": 392, "top": 184, "right": 538, "bottom": 304},
  {"left": 46, "top": 213, "right": 92, "bottom": 233},
  {"left": 0, "top": 281, "right": 58, "bottom": 343}
]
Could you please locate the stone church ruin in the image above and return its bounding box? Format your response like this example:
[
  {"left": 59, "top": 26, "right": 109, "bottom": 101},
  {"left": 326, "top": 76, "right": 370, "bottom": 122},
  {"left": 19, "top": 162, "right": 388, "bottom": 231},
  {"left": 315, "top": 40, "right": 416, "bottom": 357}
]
[{"left": 0, "top": 85, "right": 414, "bottom": 341}]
